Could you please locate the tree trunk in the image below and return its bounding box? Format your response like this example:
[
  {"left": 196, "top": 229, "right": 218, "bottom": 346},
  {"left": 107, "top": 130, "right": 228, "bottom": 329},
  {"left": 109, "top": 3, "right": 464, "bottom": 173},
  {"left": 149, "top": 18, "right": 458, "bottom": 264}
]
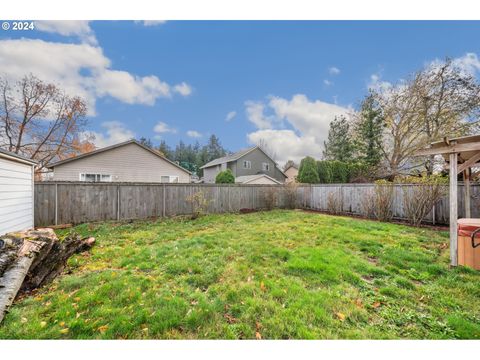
[{"left": 0, "top": 229, "right": 94, "bottom": 323}]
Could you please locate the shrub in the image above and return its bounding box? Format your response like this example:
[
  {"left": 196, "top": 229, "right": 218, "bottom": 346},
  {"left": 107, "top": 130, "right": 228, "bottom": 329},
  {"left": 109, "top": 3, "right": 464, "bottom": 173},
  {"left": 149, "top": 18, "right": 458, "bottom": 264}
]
[
  {"left": 360, "top": 188, "right": 376, "bottom": 218},
  {"left": 264, "top": 187, "right": 278, "bottom": 210},
  {"left": 283, "top": 181, "right": 298, "bottom": 209},
  {"left": 397, "top": 175, "right": 447, "bottom": 226},
  {"left": 373, "top": 180, "right": 394, "bottom": 222},
  {"left": 215, "top": 169, "right": 235, "bottom": 183},
  {"left": 186, "top": 190, "right": 210, "bottom": 219},
  {"left": 298, "top": 156, "right": 320, "bottom": 183},
  {"left": 327, "top": 192, "right": 343, "bottom": 214}
]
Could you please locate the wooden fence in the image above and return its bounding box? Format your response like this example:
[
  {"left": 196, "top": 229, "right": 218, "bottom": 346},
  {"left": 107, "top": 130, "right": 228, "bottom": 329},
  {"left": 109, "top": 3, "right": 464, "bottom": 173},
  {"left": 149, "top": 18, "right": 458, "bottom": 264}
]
[{"left": 33, "top": 182, "right": 480, "bottom": 227}]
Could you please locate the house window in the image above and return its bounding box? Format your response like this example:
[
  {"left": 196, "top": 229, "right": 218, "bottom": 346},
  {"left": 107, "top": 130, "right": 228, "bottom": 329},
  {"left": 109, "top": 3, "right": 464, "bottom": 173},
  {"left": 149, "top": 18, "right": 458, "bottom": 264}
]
[
  {"left": 243, "top": 160, "right": 251, "bottom": 169},
  {"left": 79, "top": 173, "right": 112, "bottom": 182},
  {"left": 262, "top": 162, "right": 270, "bottom": 171},
  {"left": 161, "top": 176, "right": 179, "bottom": 183}
]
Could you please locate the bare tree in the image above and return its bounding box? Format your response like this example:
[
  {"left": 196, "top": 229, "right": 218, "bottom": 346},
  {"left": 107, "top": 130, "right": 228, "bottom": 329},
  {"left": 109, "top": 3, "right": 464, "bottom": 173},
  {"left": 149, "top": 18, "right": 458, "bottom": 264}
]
[
  {"left": 0, "top": 74, "right": 90, "bottom": 172},
  {"left": 374, "top": 59, "right": 480, "bottom": 178}
]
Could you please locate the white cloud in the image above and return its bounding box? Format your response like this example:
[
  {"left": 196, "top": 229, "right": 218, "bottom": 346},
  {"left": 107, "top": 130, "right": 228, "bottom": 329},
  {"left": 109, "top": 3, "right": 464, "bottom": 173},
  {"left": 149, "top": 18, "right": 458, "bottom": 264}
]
[
  {"left": 82, "top": 121, "right": 135, "bottom": 148},
  {"left": 173, "top": 82, "right": 193, "bottom": 96},
  {"left": 186, "top": 130, "right": 202, "bottom": 138},
  {"left": 154, "top": 121, "right": 177, "bottom": 134},
  {"left": 225, "top": 111, "right": 237, "bottom": 122},
  {"left": 368, "top": 73, "right": 393, "bottom": 93},
  {"left": 136, "top": 21, "right": 167, "bottom": 27},
  {"left": 328, "top": 66, "right": 341, "bottom": 75},
  {"left": 35, "top": 20, "right": 97, "bottom": 45},
  {"left": 452, "top": 53, "right": 480, "bottom": 75},
  {"left": 245, "top": 101, "right": 274, "bottom": 130},
  {"left": 0, "top": 38, "right": 192, "bottom": 114},
  {"left": 245, "top": 94, "right": 350, "bottom": 164},
  {"left": 323, "top": 79, "right": 333, "bottom": 86},
  {"left": 429, "top": 53, "right": 480, "bottom": 76},
  {"left": 96, "top": 71, "right": 171, "bottom": 105},
  {"left": 248, "top": 130, "right": 320, "bottom": 165}
]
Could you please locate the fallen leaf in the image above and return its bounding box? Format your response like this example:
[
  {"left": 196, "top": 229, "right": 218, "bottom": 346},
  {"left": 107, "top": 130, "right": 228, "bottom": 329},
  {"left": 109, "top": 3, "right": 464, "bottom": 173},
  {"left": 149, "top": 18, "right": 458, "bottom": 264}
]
[
  {"left": 224, "top": 313, "right": 237, "bottom": 324},
  {"left": 21, "top": 317, "right": 27, "bottom": 323},
  {"left": 255, "top": 331, "right": 262, "bottom": 340},
  {"left": 372, "top": 302, "right": 381, "bottom": 309},
  {"left": 142, "top": 327, "right": 149, "bottom": 332},
  {"left": 60, "top": 321, "right": 65, "bottom": 327},
  {"left": 60, "top": 328, "right": 69, "bottom": 334},
  {"left": 260, "top": 282, "right": 266, "bottom": 291},
  {"left": 256, "top": 321, "right": 262, "bottom": 331},
  {"left": 98, "top": 325, "right": 109, "bottom": 334},
  {"left": 336, "top": 312, "right": 346, "bottom": 321},
  {"left": 74, "top": 297, "right": 81, "bottom": 302},
  {"left": 354, "top": 299, "right": 363, "bottom": 308},
  {"left": 40, "top": 321, "right": 47, "bottom": 328}
]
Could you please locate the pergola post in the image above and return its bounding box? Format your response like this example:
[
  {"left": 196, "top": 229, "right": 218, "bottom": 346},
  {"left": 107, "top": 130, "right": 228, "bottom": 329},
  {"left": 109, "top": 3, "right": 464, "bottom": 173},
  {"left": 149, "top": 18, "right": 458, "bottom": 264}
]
[
  {"left": 449, "top": 151, "right": 458, "bottom": 267},
  {"left": 463, "top": 168, "right": 471, "bottom": 218}
]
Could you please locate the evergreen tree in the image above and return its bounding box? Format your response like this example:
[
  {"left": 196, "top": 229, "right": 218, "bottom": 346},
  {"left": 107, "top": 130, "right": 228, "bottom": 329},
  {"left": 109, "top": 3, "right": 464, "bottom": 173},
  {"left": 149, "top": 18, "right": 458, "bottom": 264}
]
[
  {"left": 323, "top": 115, "right": 355, "bottom": 162},
  {"left": 297, "top": 156, "right": 319, "bottom": 183},
  {"left": 138, "top": 137, "right": 153, "bottom": 148},
  {"left": 205, "top": 134, "right": 227, "bottom": 161},
  {"left": 354, "top": 93, "right": 384, "bottom": 167},
  {"left": 157, "top": 140, "right": 173, "bottom": 159}
]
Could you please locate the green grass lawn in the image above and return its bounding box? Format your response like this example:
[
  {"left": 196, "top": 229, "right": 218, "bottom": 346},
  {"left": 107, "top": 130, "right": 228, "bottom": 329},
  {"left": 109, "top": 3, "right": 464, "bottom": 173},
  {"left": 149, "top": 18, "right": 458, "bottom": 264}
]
[{"left": 1, "top": 210, "right": 480, "bottom": 339}]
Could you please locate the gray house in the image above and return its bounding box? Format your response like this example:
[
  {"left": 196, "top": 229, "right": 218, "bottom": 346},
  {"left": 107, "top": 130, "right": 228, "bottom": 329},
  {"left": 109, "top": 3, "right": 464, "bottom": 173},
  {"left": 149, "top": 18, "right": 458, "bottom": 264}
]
[
  {"left": 48, "top": 140, "right": 191, "bottom": 183},
  {"left": 201, "top": 146, "right": 287, "bottom": 184}
]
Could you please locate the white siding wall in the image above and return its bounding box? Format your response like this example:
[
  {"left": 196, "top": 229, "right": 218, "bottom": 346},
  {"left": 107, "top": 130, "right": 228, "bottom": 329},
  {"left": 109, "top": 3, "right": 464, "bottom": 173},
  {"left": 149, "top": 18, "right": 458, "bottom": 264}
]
[
  {"left": 0, "top": 157, "right": 34, "bottom": 235},
  {"left": 52, "top": 143, "right": 190, "bottom": 183}
]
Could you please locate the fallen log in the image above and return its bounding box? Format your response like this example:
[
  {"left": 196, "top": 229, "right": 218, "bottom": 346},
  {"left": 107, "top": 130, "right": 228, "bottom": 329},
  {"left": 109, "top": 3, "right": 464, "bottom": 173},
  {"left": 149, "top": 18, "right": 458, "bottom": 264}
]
[{"left": 0, "top": 228, "right": 95, "bottom": 323}]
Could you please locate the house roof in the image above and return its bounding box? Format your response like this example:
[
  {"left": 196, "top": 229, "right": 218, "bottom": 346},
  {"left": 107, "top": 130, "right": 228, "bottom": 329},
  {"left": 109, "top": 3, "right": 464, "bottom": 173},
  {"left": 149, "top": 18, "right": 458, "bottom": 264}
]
[
  {"left": 284, "top": 163, "right": 298, "bottom": 171},
  {"left": 200, "top": 145, "right": 287, "bottom": 178},
  {"left": 235, "top": 174, "right": 282, "bottom": 185},
  {"left": 0, "top": 148, "right": 37, "bottom": 166},
  {"left": 47, "top": 139, "right": 191, "bottom": 174},
  {"left": 200, "top": 146, "right": 258, "bottom": 169}
]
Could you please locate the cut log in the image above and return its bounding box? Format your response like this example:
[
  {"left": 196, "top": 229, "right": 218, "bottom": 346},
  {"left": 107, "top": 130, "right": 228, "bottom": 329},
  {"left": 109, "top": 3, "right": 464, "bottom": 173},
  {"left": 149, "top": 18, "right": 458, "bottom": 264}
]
[
  {"left": 0, "top": 228, "right": 95, "bottom": 323},
  {"left": 0, "top": 240, "right": 44, "bottom": 323}
]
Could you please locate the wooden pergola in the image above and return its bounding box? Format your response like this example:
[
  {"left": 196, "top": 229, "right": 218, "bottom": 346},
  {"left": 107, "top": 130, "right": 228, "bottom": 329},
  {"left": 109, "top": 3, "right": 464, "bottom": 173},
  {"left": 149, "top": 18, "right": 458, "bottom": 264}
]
[{"left": 416, "top": 134, "right": 480, "bottom": 266}]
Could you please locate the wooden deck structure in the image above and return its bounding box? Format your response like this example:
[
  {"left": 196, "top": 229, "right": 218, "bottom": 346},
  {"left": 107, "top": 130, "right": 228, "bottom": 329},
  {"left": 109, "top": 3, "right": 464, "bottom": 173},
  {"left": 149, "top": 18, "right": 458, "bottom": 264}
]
[{"left": 416, "top": 134, "right": 480, "bottom": 266}]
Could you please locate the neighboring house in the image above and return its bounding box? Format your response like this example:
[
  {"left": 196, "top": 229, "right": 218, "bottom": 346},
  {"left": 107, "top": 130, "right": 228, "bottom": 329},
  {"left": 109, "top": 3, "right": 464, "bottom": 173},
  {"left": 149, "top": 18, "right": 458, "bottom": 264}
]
[
  {"left": 200, "top": 146, "right": 287, "bottom": 183},
  {"left": 47, "top": 140, "right": 191, "bottom": 183},
  {"left": 284, "top": 163, "right": 299, "bottom": 183},
  {"left": 0, "top": 148, "right": 37, "bottom": 235},
  {"left": 235, "top": 174, "right": 282, "bottom": 185}
]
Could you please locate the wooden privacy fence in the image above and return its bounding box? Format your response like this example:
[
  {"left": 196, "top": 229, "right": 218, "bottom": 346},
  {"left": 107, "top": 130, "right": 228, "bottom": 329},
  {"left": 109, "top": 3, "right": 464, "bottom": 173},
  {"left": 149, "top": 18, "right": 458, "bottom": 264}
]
[{"left": 34, "top": 182, "right": 480, "bottom": 227}]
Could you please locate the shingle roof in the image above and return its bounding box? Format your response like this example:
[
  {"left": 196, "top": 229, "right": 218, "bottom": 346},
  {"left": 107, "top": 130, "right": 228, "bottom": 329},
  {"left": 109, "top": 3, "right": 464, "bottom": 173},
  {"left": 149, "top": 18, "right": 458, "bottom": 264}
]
[
  {"left": 47, "top": 139, "right": 191, "bottom": 174},
  {"left": 0, "top": 148, "right": 37, "bottom": 165},
  {"left": 200, "top": 146, "right": 258, "bottom": 169}
]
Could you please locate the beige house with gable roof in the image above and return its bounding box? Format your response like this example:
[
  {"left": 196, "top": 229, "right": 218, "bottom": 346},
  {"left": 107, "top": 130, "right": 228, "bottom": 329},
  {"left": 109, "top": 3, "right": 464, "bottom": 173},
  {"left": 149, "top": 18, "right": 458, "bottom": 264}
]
[{"left": 48, "top": 140, "right": 191, "bottom": 183}]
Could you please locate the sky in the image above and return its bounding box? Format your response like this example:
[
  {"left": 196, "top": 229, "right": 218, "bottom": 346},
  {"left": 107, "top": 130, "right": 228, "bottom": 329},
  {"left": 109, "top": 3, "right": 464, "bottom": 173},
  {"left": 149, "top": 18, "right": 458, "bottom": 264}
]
[{"left": 1, "top": 20, "right": 480, "bottom": 164}]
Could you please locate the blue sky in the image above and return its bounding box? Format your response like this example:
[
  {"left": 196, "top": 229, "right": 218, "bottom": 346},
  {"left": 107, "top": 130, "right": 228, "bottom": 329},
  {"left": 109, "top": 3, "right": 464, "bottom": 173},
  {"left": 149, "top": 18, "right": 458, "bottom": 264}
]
[{"left": 1, "top": 21, "right": 480, "bottom": 163}]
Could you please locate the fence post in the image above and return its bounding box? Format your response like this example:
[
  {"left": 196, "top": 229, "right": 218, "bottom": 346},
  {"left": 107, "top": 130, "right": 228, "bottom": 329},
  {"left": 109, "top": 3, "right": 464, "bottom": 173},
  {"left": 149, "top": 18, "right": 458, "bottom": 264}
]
[
  {"left": 228, "top": 185, "right": 231, "bottom": 212},
  {"left": 116, "top": 184, "right": 120, "bottom": 221},
  {"left": 162, "top": 183, "right": 166, "bottom": 217},
  {"left": 54, "top": 183, "right": 58, "bottom": 226}
]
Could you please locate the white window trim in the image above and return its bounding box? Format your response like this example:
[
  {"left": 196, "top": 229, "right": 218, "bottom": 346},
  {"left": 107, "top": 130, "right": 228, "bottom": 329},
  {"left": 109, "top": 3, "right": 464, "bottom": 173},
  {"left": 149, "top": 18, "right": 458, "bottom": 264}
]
[
  {"left": 243, "top": 160, "right": 251, "bottom": 169},
  {"left": 161, "top": 175, "right": 180, "bottom": 183},
  {"left": 79, "top": 173, "right": 112, "bottom": 182}
]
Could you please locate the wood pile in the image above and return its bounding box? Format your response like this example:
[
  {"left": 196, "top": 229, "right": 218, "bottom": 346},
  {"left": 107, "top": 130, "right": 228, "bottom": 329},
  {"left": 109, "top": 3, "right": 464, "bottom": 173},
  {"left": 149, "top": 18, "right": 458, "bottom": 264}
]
[{"left": 0, "top": 228, "right": 94, "bottom": 323}]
